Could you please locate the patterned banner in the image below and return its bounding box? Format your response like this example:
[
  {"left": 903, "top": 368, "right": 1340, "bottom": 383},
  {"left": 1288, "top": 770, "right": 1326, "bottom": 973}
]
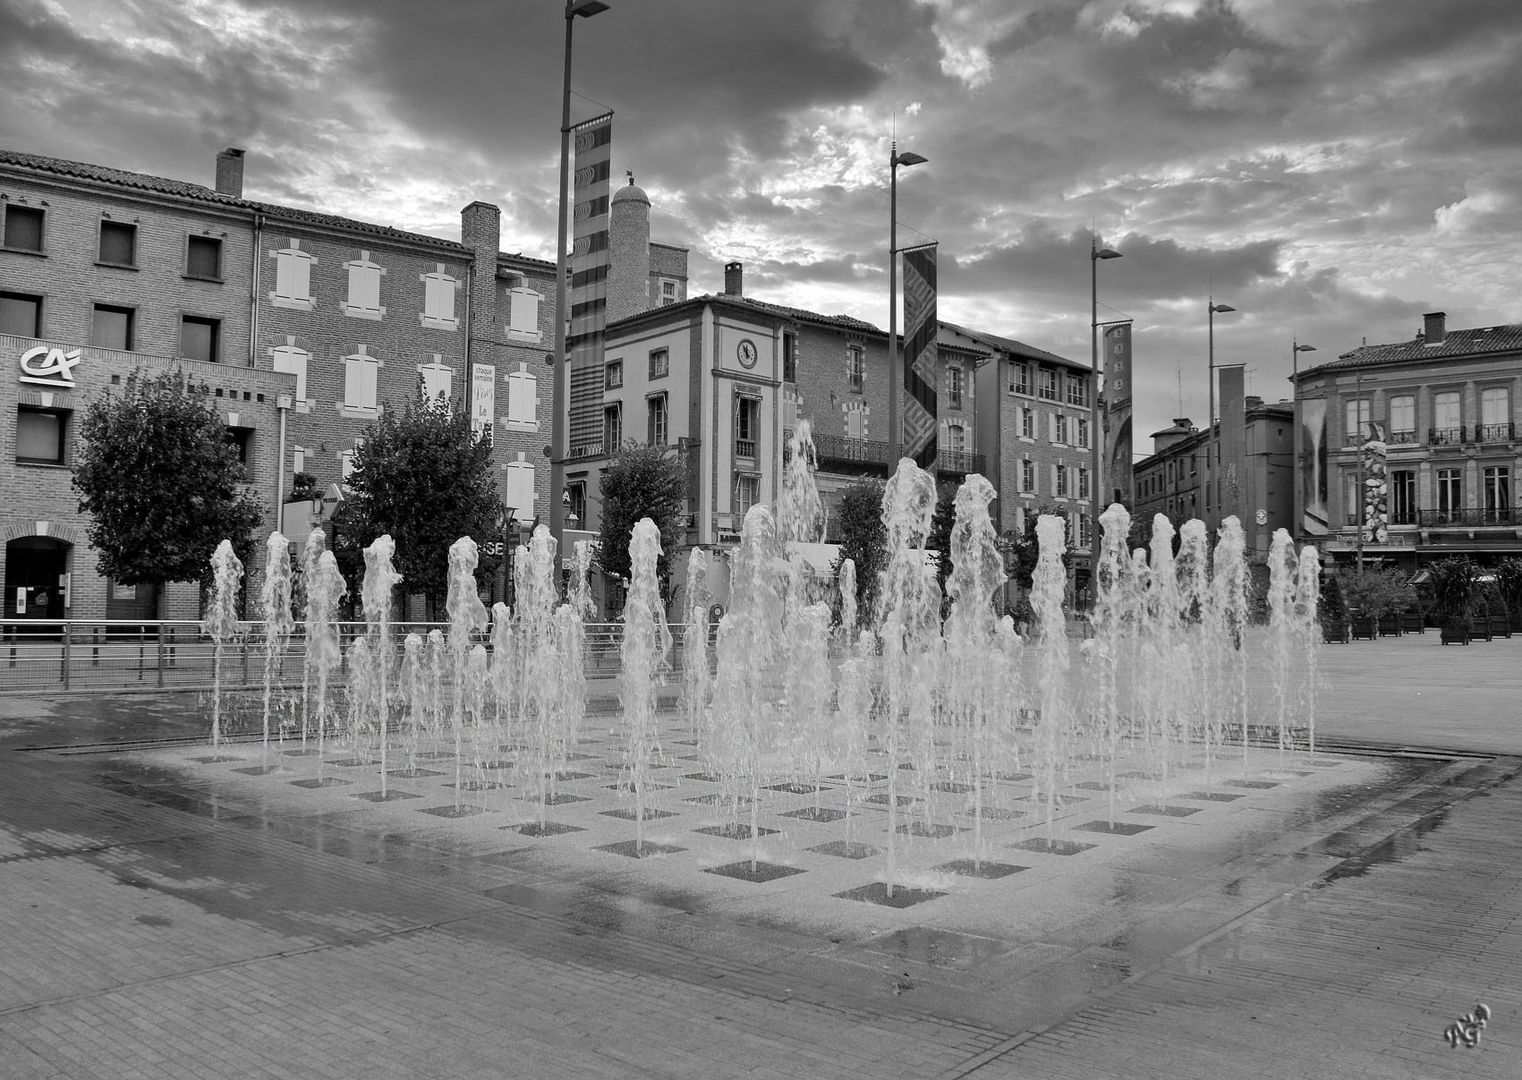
[
  {"left": 1300, "top": 398, "right": 1329, "bottom": 536},
  {"left": 471, "top": 362, "right": 496, "bottom": 442},
  {"left": 901, "top": 243, "right": 938, "bottom": 469},
  {"left": 1361, "top": 421, "right": 1388, "bottom": 543},
  {"left": 568, "top": 112, "right": 613, "bottom": 451},
  {"left": 1102, "top": 322, "right": 1134, "bottom": 506}
]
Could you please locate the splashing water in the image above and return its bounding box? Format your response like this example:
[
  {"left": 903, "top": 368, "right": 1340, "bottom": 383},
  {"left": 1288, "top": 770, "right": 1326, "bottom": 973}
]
[
  {"left": 619, "top": 519, "right": 674, "bottom": 854},
  {"left": 680, "top": 548, "right": 713, "bottom": 748},
  {"left": 361, "top": 536, "right": 403, "bottom": 796},
  {"left": 259, "top": 532, "right": 295, "bottom": 766},
  {"left": 204, "top": 540, "right": 244, "bottom": 752},
  {"left": 299, "top": 528, "right": 328, "bottom": 744},
  {"left": 446, "top": 537, "right": 490, "bottom": 806},
  {"left": 305, "top": 550, "right": 346, "bottom": 781}
]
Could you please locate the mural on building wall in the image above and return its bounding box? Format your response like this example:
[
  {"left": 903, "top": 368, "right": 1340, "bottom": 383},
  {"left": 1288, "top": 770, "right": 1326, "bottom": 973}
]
[
  {"left": 901, "top": 242, "right": 938, "bottom": 469},
  {"left": 1361, "top": 420, "right": 1388, "bottom": 543},
  {"left": 1102, "top": 321, "right": 1134, "bottom": 505},
  {"left": 568, "top": 111, "right": 613, "bottom": 450},
  {"left": 1300, "top": 398, "right": 1329, "bottom": 536}
]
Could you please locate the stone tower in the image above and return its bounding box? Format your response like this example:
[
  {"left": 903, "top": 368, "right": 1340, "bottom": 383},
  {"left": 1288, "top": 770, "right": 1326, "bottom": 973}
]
[{"left": 607, "top": 174, "right": 651, "bottom": 323}]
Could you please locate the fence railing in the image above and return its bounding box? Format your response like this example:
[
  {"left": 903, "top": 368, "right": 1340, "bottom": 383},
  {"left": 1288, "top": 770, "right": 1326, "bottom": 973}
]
[{"left": 0, "top": 619, "right": 709, "bottom": 694}]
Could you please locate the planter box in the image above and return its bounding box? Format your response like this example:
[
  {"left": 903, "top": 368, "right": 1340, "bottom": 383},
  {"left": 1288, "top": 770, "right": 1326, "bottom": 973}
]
[
  {"left": 1351, "top": 616, "right": 1378, "bottom": 641},
  {"left": 1440, "top": 622, "right": 1471, "bottom": 645},
  {"left": 1490, "top": 616, "right": 1512, "bottom": 640},
  {"left": 1322, "top": 620, "right": 1352, "bottom": 644},
  {"left": 1400, "top": 611, "right": 1426, "bottom": 634},
  {"left": 1377, "top": 615, "right": 1403, "bottom": 637}
]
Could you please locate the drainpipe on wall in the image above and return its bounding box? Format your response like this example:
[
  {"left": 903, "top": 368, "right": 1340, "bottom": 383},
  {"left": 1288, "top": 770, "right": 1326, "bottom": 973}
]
[
  {"left": 275, "top": 394, "right": 290, "bottom": 527},
  {"left": 249, "top": 213, "right": 263, "bottom": 368}
]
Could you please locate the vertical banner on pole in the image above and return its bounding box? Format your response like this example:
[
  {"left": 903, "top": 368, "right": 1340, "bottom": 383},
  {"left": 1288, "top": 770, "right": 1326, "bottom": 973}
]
[
  {"left": 471, "top": 362, "right": 496, "bottom": 442},
  {"left": 567, "top": 112, "right": 613, "bottom": 452},
  {"left": 1361, "top": 422, "right": 1388, "bottom": 543},
  {"left": 1300, "top": 399, "right": 1329, "bottom": 536},
  {"left": 901, "top": 242, "right": 938, "bottom": 469},
  {"left": 1101, "top": 321, "right": 1134, "bottom": 506}
]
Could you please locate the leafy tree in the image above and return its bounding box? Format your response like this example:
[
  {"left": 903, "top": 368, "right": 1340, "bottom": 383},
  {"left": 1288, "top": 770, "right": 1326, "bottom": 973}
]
[
  {"left": 333, "top": 389, "right": 502, "bottom": 618},
  {"left": 926, "top": 485, "right": 956, "bottom": 617},
  {"left": 73, "top": 369, "right": 262, "bottom": 607},
  {"left": 831, "top": 480, "right": 887, "bottom": 622},
  {"left": 1492, "top": 557, "right": 1522, "bottom": 622},
  {"left": 595, "top": 443, "right": 687, "bottom": 595},
  {"left": 1336, "top": 567, "right": 1415, "bottom": 619},
  {"left": 1005, "top": 504, "right": 1072, "bottom": 593},
  {"left": 1427, "top": 557, "right": 1481, "bottom": 625}
]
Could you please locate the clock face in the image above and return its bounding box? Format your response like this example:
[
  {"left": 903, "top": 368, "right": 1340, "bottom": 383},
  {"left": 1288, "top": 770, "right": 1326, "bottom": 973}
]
[{"left": 736, "top": 338, "right": 758, "bottom": 369}]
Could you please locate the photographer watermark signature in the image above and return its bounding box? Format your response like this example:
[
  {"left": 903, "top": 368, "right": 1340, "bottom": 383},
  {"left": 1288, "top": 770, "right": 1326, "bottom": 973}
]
[{"left": 1443, "top": 1003, "right": 1491, "bottom": 1049}]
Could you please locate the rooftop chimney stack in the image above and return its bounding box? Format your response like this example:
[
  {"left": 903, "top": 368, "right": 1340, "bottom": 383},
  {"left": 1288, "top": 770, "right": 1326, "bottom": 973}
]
[
  {"left": 1423, "top": 311, "right": 1446, "bottom": 345},
  {"left": 724, "top": 261, "right": 743, "bottom": 297},
  {"left": 215, "top": 148, "right": 245, "bottom": 197}
]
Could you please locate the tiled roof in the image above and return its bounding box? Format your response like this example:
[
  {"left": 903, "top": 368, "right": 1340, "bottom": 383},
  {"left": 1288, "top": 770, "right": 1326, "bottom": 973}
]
[
  {"left": 939, "top": 321, "right": 1079, "bottom": 369},
  {"left": 1309, "top": 324, "right": 1522, "bottom": 373},
  {"left": 704, "top": 293, "right": 885, "bottom": 335},
  {"left": 0, "top": 149, "right": 468, "bottom": 253}
]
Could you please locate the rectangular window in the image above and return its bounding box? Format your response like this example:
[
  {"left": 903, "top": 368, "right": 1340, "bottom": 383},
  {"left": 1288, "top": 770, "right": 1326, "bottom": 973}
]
[
  {"left": 270, "top": 343, "right": 310, "bottom": 404},
  {"left": 948, "top": 368, "right": 964, "bottom": 409},
  {"left": 735, "top": 396, "right": 760, "bottom": 458},
  {"left": 344, "top": 354, "right": 380, "bottom": 411},
  {"left": 91, "top": 305, "right": 134, "bottom": 350},
  {"left": 1076, "top": 417, "right": 1089, "bottom": 449},
  {"left": 420, "top": 361, "right": 453, "bottom": 407},
  {"left": 1390, "top": 469, "right": 1415, "bottom": 525},
  {"left": 1343, "top": 472, "right": 1361, "bottom": 526},
  {"left": 1011, "top": 362, "right": 1030, "bottom": 395},
  {"left": 0, "top": 291, "right": 42, "bottom": 337},
  {"left": 1068, "top": 376, "right": 1089, "bottom": 408},
  {"left": 1344, "top": 397, "right": 1370, "bottom": 444},
  {"left": 1078, "top": 513, "right": 1092, "bottom": 548},
  {"left": 1436, "top": 467, "right": 1462, "bottom": 521},
  {"left": 1054, "top": 414, "right": 1069, "bottom": 444},
  {"left": 735, "top": 474, "right": 760, "bottom": 516},
  {"left": 271, "top": 243, "right": 316, "bottom": 310},
  {"left": 603, "top": 402, "right": 622, "bottom": 450},
  {"left": 1021, "top": 458, "right": 1035, "bottom": 494},
  {"left": 505, "top": 365, "right": 538, "bottom": 431},
  {"left": 180, "top": 316, "right": 220, "bottom": 363},
  {"left": 98, "top": 220, "right": 136, "bottom": 266},
  {"left": 1038, "top": 368, "right": 1059, "bottom": 400},
  {"left": 506, "top": 286, "right": 540, "bottom": 342},
  {"left": 3, "top": 205, "right": 44, "bottom": 252},
  {"left": 186, "top": 235, "right": 222, "bottom": 280},
  {"left": 1433, "top": 391, "right": 1461, "bottom": 438},
  {"left": 605, "top": 360, "right": 623, "bottom": 390},
  {"left": 1078, "top": 467, "right": 1091, "bottom": 501},
  {"left": 847, "top": 344, "right": 864, "bottom": 392},
  {"left": 782, "top": 334, "right": 796, "bottom": 383},
  {"left": 343, "top": 255, "right": 386, "bottom": 320},
  {"left": 660, "top": 280, "right": 678, "bottom": 306},
  {"left": 224, "top": 426, "right": 254, "bottom": 477},
  {"left": 1483, "top": 466, "right": 1511, "bottom": 522},
  {"left": 647, "top": 393, "right": 668, "bottom": 446},
  {"left": 564, "top": 482, "right": 586, "bottom": 527},
  {"left": 1388, "top": 395, "right": 1416, "bottom": 441},
  {"left": 16, "top": 406, "right": 67, "bottom": 464},
  {"left": 419, "top": 266, "right": 459, "bottom": 330},
  {"left": 649, "top": 348, "right": 669, "bottom": 381},
  {"left": 1481, "top": 387, "right": 1511, "bottom": 441},
  {"left": 1020, "top": 407, "right": 1033, "bottom": 439},
  {"left": 1056, "top": 464, "right": 1069, "bottom": 498}
]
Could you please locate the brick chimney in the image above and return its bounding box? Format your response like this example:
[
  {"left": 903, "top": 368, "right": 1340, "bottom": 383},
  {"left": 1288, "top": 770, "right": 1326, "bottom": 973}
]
[
  {"left": 215, "top": 148, "right": 245, "bottom": 197},
  {"left": 724, "top": 261, "right": 743, "bottom": 297},
  {"left": 1422, "top": 311, "right": 1446, "bottom": 344}
]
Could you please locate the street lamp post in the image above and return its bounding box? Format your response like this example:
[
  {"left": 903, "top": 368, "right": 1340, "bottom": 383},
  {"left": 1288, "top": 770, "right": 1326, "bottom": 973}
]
[
  {"left": 1290, "top": 340, "right": 1316, "bottom": 550},
  {"left": 550, "top": 0, "right": 610, "bottom": 548},
  {"left": 1205, "top": 299, "right": 1237, "bottom": 530},
  {"left": 500, "top": 506, "right": 518, "bottom": 609},
  {"left": 886, "top": 141, "right": 927, "bottom": 463},
  {"left": 1089, "top": 237, "right": 1122, "bottom": 586}
]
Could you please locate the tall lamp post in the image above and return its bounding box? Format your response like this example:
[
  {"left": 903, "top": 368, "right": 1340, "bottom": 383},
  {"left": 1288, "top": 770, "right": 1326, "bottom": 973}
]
[
  {"left": 1290, "top": 340, "right": 1316, "bottom": 551},
  {"left": 886, "top": 142, "right": 927, "bottom": 462},
  {"left": 1205, "top": 298, "right": 1237, "bottom": 530},
  {"left": 550, "top": 0, "right": 610, "bottom": 547},
  {"left": 1089, "top": 237, "right": 1122, "bottom": 585}
]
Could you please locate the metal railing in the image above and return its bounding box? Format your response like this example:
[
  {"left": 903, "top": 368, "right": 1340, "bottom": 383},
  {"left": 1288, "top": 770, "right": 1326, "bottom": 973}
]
[
  {"left": 1417, "top": 507, "right": 1518, "bottom": 527},
  {"left": 935, "top": 448, "right": 986, "bottom": 476},
  {"left": 1478, "top": 422, "right": 1516, "bottom": 443},
  {"left": 811, "top": 432, "right": 895, "bottom": 471},
  {"left": 1429, "top": 426, "right": 1466, "bottom": 446},
  {"left": 0, "top": 619, "right": 710, "bottom": 694}
]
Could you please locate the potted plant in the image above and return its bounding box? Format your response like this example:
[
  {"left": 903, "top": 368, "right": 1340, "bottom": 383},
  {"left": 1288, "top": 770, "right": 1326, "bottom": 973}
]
[
  {"left": 1494, "top": 557, "right": 1522, "bottom": 633},
  {"left": 1430, "top": 557, "right": 1480, "bottom": 645},
  {"left": 1320, "top": 574, "right": 1351, "bottom": 643}
]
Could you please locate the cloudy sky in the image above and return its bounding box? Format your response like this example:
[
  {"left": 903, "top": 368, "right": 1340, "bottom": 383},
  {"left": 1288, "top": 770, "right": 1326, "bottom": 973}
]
[{"left": 5, "top": 0, "right": 1522, "bottom": 450}]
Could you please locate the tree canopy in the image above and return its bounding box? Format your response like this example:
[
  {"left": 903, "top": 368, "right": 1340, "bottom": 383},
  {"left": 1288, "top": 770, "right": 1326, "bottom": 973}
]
[
  {"left": 333, "top": 390, "right": 502, "bottom": 615},
  {"left": 595, "top": 443, "right": 687, "bottom": 591},
  {"left": 831, "top": 480, "right": 888, "bottom": 621},
  {"left": 73, "top": 369, "right": 262, "bottom": 591}
]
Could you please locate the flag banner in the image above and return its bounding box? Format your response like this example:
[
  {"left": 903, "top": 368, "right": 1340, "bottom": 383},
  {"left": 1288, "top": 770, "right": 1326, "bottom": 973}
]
[
  {"left": 568, "top": 112, "right": 613, "bottom": 452},
  {"left": 1300, "top": 398, "right": 1329, "bottom": 536},
  {"left": 1361, "top": 421, "right": 1389, "bottom": 543},
  {"left": 471, "top": 362, "right": 496, "bottom": 442},
  {"left": 1101, "top": 321, "right": 1134, "bottom": 505},
  {"left": 1218, "top": 364, "right": 1246, "bottom": 521},
  {"left": 901, "top": 242, "right": 938, "bottom": 469}
]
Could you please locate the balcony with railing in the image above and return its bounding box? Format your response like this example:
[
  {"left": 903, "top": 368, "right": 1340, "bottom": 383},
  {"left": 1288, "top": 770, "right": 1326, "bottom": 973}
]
[
  {"left": 734, "top": 438, "right": 756, "bottom": 460},
  {"left": 934, "top": 448, "right": 986, "bottom": 477},
  {"left": 1418, "top": 507, "right": 1518, "bottom": 528},
  {"left": 1428, "top": 426, "right": 1466, "bottom": 446},
  {"left": 1478, "top": 422, "right": 1516, "bottom": 443},
  {"left": 1388, "top": 428, "right": 1420, "bottom": 446},
  {"left": 809, "top": 432, "right": 894, "bottom": 473}
]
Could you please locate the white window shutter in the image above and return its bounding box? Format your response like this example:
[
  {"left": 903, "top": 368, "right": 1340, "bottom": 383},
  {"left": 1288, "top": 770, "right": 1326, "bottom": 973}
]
[{"left": 507, "top": 287, "right": 541, "bottom": 342}]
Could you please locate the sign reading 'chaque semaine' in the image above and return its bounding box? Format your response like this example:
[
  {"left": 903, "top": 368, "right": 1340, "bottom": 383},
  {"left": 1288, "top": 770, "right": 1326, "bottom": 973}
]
[{"left": 18, "top": 345, "right": 81, "bottom": 388}]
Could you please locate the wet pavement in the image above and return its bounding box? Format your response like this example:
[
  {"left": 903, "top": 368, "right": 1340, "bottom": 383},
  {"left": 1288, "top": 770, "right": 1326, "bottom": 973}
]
[{"left": 2, "top": 670, "right": 1520, "bottom": 1078}]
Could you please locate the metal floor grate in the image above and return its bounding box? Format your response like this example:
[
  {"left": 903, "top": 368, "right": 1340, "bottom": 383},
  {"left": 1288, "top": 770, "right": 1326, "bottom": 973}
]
[{"left": 704, "top": 860, "right": 805, "bottom": 883}]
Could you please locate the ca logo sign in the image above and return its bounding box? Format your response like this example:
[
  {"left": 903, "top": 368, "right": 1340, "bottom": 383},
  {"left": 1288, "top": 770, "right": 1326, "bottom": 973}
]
[{"left": 19, "top": 345, "right": 82, "bottom": 388}]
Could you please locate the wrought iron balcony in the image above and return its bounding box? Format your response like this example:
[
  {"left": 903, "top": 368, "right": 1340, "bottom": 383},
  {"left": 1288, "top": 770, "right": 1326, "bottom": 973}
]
[
  {"left": 1388, "top": 429, "right": 1420, "bottom": 446},
  {"left": 935, "top": 448, "right": 985, "bottom": 476},
  {"left": 1478, "top": 422, "right": 1516, "bottom": 443},
  {"left": 1418, "top": 507, "right": 1518, "bottom": 527},
  {"left": 810, "top": 432, "right": 895, "bottom": 472},
  {"left": 1428, "top": 426, "right": 1466, "bottom": 446}
]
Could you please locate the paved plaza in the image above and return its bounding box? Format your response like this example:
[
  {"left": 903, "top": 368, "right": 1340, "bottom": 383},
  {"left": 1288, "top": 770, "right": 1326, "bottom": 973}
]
[{"left": 1, "top": 637, "right": 1519, "bottom": 1078}]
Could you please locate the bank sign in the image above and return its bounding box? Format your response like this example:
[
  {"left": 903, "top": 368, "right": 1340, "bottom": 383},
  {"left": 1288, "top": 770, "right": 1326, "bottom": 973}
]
[{"left": 18, "top": 345, "right": 81, "bottom": 388}]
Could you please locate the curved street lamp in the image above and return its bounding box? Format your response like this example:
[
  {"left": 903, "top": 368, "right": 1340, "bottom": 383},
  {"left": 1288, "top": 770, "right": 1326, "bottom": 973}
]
[{"left": 886, "top": 144, "right": 927, "bottom": 461}]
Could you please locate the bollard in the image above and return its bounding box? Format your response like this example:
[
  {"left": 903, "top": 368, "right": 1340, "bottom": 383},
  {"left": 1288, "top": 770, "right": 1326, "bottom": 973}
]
[{"left": 61, "top": 622, "right": 72, "bottom": 690}]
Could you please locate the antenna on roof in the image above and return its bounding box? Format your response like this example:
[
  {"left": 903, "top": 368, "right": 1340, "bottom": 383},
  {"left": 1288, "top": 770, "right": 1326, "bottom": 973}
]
[{"left": 626, "top": 170, "right": 634, "bottom": 185}]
